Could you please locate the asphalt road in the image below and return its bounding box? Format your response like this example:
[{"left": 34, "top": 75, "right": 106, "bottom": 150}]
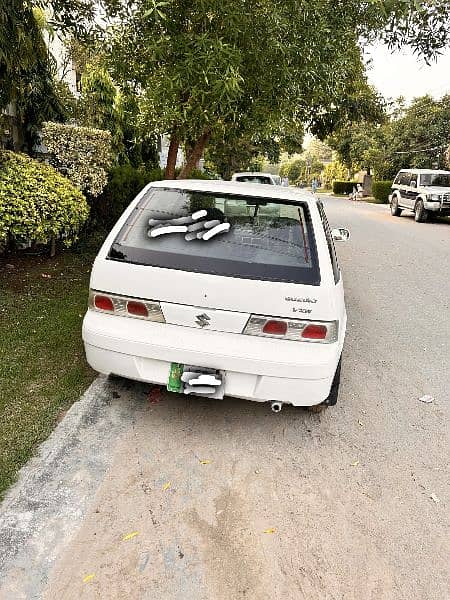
[{"left": 0, "top": 196, "right": 449, "bottom": 600}]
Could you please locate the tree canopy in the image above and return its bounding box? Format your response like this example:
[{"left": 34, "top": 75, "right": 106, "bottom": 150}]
[
  {"left": 2, "top": 1, "right": 450, "bottom": 170},
  {"left": 101, "top": 1, "right": 450, "bottom": 177},
  {"left": 328, "top": 95, "right": 450, "bottom": 179}
]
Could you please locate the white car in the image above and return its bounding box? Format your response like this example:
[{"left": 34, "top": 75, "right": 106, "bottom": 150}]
[
  {"left": 82, "top": 180, "right": 349, "bottom": 412},
  {"left": 231, "top": 172, "right": 281, "bottom": 185}
]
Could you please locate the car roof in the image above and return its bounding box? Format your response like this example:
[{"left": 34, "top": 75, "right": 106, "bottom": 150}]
[
  {"left": 398, "top": 169, "right": 450, "bottom": 174},
  {"left": 149, "top": 179, "right": 315, "bottom": 203},
  {"left": 232, "top": 172, "right": 275, "bottom": 177}
]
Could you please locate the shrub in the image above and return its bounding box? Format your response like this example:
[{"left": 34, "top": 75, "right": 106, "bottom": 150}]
[
  {"left": 333, "top": 181, "right": 358, "bottom": 195},
  {"left": 372, "top": 180, "right": 393, "bottom": 204},
  {"left": 93, "top": 165, "right": 164, "bottom": 228},
  {"left": 0, "top": 151, "right": 89, "bottom": 248},
  {"left": 41, "top": 121, "right": 113, "bottom": 197},
  {"left": 94, "top": 165, "right": 211, "bottom": 228}
]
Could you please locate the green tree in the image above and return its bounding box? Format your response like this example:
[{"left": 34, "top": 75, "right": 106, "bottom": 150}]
[
  {"left": 322, "top": 161, "right": 349, "bottom": 189},
  {"left": 0, "top": 6, "right": 67, "bottom": 150},
  {"left": 329, "top": 95, "right": 450, "bottom": 179},
  {"left": 103, "top": 0, "right": 450, "bottom": 179},
  {"left": 78, "top": 64, "right": 124, "bottom": 154}
]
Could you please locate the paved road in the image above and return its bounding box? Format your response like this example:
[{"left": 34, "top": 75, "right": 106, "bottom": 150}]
[{"left": 0, "top": 197, "right": 449, "bottom": 600}]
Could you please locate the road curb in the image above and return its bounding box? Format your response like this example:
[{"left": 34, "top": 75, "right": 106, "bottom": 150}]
[{"left": 0, "top": 375, "right": 141, "bottom": 599}]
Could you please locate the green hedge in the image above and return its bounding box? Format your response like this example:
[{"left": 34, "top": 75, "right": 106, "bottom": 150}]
[
  {"left": 372, "top": 180, "right": 393, "bottom": 204},
  {"left": 0, "top": 151, "right": 89, "bottom": 248},
  {"left": 41, "top": 121, "right": 113, "bottom": 197},
  {"left": 93, "top": 165, "right": 164, "bottom": 228},
  {"left": 94, "top": 165, "right": 212, "bottom": 228},
  {"left": 333, "top": 181, "right": 358, "bottom": 195}
]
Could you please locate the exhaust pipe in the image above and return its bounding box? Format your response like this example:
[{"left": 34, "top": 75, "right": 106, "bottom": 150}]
[{"left": 271, "top": 401, "right": 283, "bottom": 413}]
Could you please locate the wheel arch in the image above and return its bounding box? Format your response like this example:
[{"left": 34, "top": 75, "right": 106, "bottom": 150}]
[{"left": 414, "top": 195, "right": 426, "bottom": 209}]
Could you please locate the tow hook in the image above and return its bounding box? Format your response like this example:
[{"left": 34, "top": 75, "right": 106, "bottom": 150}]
[{"left": 270, "top": 401, "right": 283, "bottom": 413}]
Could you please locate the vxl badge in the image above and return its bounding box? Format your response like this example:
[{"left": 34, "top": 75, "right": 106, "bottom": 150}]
[{"left": 195, "top": 313, "right": 211, "bottom": 328}]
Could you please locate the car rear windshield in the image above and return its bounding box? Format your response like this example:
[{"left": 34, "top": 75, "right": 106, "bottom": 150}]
[
  {"left": 420, "top": 173, "right": 450, "bottom": 187},
  {"left": 108, "top": 188, "right": 320, "bottom": 285}
]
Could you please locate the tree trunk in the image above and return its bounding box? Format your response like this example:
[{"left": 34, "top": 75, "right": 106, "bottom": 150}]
[
  {"left": 50, "top": 237, "right": 56, "bottom": 258},
  {"left": 165, "top": 135, "right": 180, "bottom": 179},
  {"left": 177, "top": 131, "right": 211, "bottom": 179}
]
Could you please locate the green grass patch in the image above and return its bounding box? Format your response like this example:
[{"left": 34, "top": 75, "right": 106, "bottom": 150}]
[{"left": 0, "top": 235, "right": 104, "bottom": 497}]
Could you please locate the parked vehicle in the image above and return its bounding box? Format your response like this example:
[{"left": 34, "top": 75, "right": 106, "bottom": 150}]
[
  {"left": 83, "top": 180, "right": 349, "bottom": 412},
  {"left": 390, "top": 169, "right": 450, "bottom": 222},
  {"left": 231, "top": 172, "right": 281, "bottom": 185}
]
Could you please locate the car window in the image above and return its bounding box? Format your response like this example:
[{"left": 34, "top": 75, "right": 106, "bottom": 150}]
[
  {"left": 399, "top": 172, "right": 412, "bottom": 186},
  {"left": 109, "top": 188, "right": 321, "bottom": 285},
  {"left": 317, "top": 201, "right": 340, "bottom": 284},
  {"left": 410, "top": 174, "right": 417, "bottom": 186},
  {"left": 393, "top": 173, "right": 402, "bottom": 185},
  {"left": 235, "top": 175, "right": 273, "bottom": 184},
  {"left": 420, "top": 173, "right": 450, "bottom": 187}
]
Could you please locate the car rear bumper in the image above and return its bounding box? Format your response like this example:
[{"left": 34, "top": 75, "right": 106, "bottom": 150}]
[{"left": 82, "top": 310, "right": 343, "bottom": 406}]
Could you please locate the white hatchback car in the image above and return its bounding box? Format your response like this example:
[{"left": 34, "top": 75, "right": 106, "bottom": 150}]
[{"left": 83, "top": 180, "right": 349, "bottom": 412}]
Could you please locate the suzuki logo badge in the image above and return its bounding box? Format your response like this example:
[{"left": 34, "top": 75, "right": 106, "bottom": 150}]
[{"left": 195, "top": 313, "right": 211, "bottom": 328}]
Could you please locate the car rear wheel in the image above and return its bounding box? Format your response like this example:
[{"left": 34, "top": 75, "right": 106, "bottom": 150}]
[
  {"left": 391, "top": 196, "right": 402, "bottom": 216},
  {"left": 307, "top": 357, "right": 341, "bottom": 412},
  {"left": 414, "top": 200, "right": 428, "bottom": 222}
]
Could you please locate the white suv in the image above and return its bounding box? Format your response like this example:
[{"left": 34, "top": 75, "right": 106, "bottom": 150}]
[{"left": 390, "top": 169, "right": 450, "bottom": 222}]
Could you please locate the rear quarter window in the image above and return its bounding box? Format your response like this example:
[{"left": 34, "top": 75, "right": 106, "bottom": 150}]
[
  {"left": 108, "top": 188, "right": 321, "bottom": 285},
  {"left": 317, "top": 201, "right": 340, "bottom": 284}
]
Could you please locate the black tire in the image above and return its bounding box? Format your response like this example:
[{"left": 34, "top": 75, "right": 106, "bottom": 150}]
[
  {"left": 391, "top": 196, "right": 402, "bottom": 216},
  {"left": 308, "top": 403, "right": 328, "bottom": 413},
  {"left": 414, "top": 200, "right": 428, "bottom": 222},
  {"left": 307, "top": 358, "right": 341, "bottom": 412}
]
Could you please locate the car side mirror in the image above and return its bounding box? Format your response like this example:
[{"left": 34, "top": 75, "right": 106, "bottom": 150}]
[
  {"left": 411, "top": 180, "right": 416, "bottom": 188},
  {"left": 331, "top": 228, "right": 350, "bottom": 241}
]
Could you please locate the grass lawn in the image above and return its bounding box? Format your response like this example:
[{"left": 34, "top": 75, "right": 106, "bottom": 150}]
[{"left": 0, "top": 235, "right": 104, "bottom": 498}]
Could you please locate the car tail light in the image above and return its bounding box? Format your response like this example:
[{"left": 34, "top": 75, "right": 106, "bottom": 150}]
[
  {"left": 94, "top": 294, "right": 114, "bottom": 312},
  {"left": 301, "top": 324, "right": 327, "bottom": 340},
  {"left": 262, "top": 320, "right": 288, "bottom": 335},
  {"left": 127, "top": 300, "right": 148, "bottom": 318},
  {"left": 244, "top": 315, "right": 337, "bottom": 343},
  {"left": 89, "top": 290, "right": 165, "bottom": 322}
]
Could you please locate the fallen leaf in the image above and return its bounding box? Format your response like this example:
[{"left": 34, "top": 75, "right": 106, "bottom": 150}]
[
  {"left": 83, "top": 574, "right": 95, "bottom": 583},
  {"left": 430, "top": 493, "right": 440, "bottom": 504},
  {"left": 358, "top": 420, "right": 364, "bottom": 426},
  {"left": 419, "top": 395, "right": 433, "bottom": 404},
  {"left": 263, "top": 528, "right": 276, "bottom": 534},
  {"left": 351, "top": 461, "right": 359, "bottom": 467},
  {"left": 162, "top": 481, "right": 171, "bottom": 491},
  {"left": 199, "top": 459, "right": 211, "bottom": 465},
  {"left": 122, "top": 531, "right": 139, "bottom": 541}
]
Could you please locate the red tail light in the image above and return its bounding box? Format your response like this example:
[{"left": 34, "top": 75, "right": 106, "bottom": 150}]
[
  {"left": 244, "top": 315, "right": 338, "bottom": 343},
  {"left": 89, "top": 290, "right": 165, "bottom": 323},
  {"left": 301, "top": 324, "right": 327, "bottom": 340},
  {"left": 262, "top": 320, "right": 288, "bottom": 335},
  {"left": 127, "top": 300, "right": 148, "bottom": 317},
  {"left": 94, "top": 294, "right": 114, "bottom": 312}
]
